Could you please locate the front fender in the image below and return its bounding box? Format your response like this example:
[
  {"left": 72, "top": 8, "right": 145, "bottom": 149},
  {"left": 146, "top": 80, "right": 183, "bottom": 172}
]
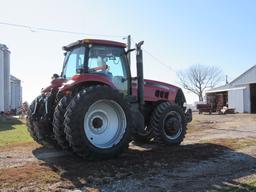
[{"left": 42, "top": 78, "right": 66, "bottom": 93}]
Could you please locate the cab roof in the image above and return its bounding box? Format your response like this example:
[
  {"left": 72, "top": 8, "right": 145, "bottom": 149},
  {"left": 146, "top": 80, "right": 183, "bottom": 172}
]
[{"left": 63, "top": 39, "right": 126, "bottom": 50}]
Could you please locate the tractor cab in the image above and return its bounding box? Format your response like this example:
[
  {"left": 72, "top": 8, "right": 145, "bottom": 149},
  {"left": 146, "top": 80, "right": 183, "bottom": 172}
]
[{"left": 61, "top": 39, "right": 130, "bottom": 94}]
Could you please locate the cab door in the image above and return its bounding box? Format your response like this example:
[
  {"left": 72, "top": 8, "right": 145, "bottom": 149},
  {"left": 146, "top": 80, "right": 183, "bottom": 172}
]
[{"left": 87, "top": 45, "right": 129, "bottom": 94}]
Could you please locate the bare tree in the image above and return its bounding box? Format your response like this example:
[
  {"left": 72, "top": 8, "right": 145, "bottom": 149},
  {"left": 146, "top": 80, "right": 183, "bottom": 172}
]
[{"left": 177, "top": 64, "right": 223, "bottom": 101}]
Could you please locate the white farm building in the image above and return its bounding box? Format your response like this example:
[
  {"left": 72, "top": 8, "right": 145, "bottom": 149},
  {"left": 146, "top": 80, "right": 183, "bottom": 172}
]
[
  {"left": 206, "top": 65, "right": 256, "bottom": 113},
  {"left": 10, "top": 75, "right": 22, "bottom": 110}
]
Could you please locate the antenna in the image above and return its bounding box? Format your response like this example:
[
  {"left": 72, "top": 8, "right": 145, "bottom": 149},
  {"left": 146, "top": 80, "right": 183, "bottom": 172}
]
[{"left": 226, "top": 75, "right": 229, "bottom": 84}]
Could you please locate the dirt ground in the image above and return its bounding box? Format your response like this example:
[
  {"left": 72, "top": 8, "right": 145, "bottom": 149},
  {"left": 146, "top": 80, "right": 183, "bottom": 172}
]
[{"left": 0, "top": 113, "right": 256, "bottom": 192}]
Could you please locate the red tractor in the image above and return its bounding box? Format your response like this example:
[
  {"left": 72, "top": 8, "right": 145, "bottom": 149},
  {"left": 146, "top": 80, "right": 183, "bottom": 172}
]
[{"left": 27, "top": 39, "right": 192, "bottom": 159}]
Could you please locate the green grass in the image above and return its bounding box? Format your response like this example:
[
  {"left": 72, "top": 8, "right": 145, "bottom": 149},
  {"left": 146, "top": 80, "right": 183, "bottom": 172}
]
[
  {"left": 0, "top": 117, "right": 32, "bottom": 147},
  {"left": 211, "top": 179, "right": 256, "bottom": 192}
]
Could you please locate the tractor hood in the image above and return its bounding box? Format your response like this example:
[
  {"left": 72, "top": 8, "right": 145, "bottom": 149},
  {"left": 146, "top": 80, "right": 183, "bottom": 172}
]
[{"left": 132, "top": 79, "right": 185, "bottom": 103}]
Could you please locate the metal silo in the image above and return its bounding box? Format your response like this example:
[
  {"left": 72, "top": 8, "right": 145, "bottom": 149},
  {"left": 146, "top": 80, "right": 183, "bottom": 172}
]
[
  {"left": 0, "top": 46, "right": 4, "bottom": 112},
  {"left": 0, "top": 44, "right": 10, "bottom": 112},
  {"left": 10, "top": 75, "right": 22, "bottom": 110}
]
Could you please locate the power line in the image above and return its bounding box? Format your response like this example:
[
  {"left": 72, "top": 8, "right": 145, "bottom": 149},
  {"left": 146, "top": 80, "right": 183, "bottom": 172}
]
[
  {"left": 0, "top": 22, "right": 176, "bottom": 73},
  {"left": 130, "top": 38, "right": 176, "bottom": 73},
  {"left": 0, "top": 21, "right": 125, "bottom": 38},
  {"left": 143, "top": 49, "right": 176, "bottom": 73}
]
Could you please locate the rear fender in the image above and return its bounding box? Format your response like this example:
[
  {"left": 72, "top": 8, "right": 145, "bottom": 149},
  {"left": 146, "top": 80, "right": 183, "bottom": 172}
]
[{"left": 59, "top": 74, "right": 115, "bottom": 93}]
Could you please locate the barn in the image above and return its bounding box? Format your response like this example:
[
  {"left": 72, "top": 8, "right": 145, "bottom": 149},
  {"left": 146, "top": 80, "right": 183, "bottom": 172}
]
[{"left": 206, "top": 65, "right": 256, "bottom": 113}]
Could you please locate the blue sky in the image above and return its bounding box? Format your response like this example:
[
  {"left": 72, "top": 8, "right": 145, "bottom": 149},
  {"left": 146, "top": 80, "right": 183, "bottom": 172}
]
[{"left": 0, "top": 0, "right": 256, "bottom": 103}]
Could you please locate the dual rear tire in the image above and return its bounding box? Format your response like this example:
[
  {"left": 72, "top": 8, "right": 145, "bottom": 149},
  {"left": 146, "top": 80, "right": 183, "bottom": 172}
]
[
  {"left": 28, "top": 86, "right": 133, "bottom": 159},
  {"left": 53, "top": 96, "right": 71, "bottom": 150}
]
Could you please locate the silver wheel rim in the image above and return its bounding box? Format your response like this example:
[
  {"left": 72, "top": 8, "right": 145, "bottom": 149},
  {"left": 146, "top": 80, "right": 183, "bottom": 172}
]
[
  {"left": 84, "top": 99, "right": 127, "bottom": 149},
  {"left": 163, "top": 111, "right": 183, "bottom": 140}
]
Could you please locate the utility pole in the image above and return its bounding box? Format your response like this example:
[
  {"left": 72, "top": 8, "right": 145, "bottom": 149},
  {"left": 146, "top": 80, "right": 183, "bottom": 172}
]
[{"left": 127, "top": 35, "right": 131, "bottom": 66}]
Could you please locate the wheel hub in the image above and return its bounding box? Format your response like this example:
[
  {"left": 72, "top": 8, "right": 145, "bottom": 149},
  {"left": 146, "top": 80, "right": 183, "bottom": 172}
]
[
  {"left": 165, "top": 118, "right": 180, "bottom": 135},
  {"left": 92, "top": 117, "right": 103, "bottom": 129},
  {"left": 88, "top": 112, "right": 108, "bottom": 134},
  {"left": 163, "top": 111, "right": 183, "bottom": 140}
]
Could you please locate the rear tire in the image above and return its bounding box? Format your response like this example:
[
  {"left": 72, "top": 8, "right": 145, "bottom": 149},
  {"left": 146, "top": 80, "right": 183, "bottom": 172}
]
[
  {"left": 64, "top": 86, "right": 132, "bottom": 159},
  {"left": 53, "top": 96, "right": 72, "bottom": 150},
  {"left": 150, "top": 102, "right": 187, "bottom": 145}
]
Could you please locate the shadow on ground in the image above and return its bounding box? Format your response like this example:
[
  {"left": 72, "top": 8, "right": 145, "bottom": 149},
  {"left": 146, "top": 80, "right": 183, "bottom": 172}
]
[
  {"left": 0, "top": 117, "right": 23, "bottom": 131},
  {"left": 32, "top": 143, "right": 256, "bottom": 191}
]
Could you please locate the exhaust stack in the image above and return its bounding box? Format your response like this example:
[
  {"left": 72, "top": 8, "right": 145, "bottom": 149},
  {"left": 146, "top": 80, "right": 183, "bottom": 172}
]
[{"left": 136, "top": 41, "right": 144, "bottom": 112}]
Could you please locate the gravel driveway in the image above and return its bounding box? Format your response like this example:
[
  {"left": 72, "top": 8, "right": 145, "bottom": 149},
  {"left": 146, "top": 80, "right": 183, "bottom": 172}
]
[{"left": 0, "top": 113, "right": 255, "bottom": 192}]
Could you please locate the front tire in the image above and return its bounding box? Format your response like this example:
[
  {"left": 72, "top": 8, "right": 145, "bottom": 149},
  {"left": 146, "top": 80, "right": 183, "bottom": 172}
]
[
  {"left": 150, "top": 102, "right": 187, "bottom": 145},
  {"left": 64, "top": 86, "right": 132, "bottom": 159}
]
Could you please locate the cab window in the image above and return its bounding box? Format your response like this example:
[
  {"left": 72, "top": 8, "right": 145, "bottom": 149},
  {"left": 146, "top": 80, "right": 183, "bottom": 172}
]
[{"left": 62, "top": 46, "right": 85, "bottom": 79}]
